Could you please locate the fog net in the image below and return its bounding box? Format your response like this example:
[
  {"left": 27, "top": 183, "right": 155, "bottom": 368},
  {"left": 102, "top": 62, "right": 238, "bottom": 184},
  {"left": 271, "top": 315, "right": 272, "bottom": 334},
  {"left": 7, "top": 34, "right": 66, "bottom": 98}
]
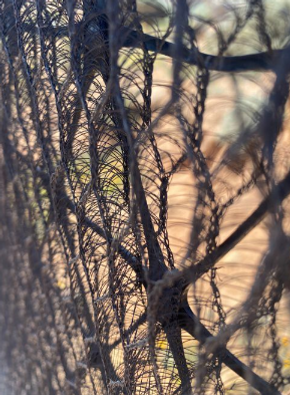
[{"left": 1, "top": 0, "right": 290, "bottom": 394}]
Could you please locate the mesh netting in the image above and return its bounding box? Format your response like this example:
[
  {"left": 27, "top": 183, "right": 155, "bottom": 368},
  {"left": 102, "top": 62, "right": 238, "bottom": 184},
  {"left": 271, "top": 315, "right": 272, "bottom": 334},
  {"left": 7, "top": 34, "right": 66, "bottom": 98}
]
[{"left": 1, "top": 1, "right": 290, "bottom": 394}]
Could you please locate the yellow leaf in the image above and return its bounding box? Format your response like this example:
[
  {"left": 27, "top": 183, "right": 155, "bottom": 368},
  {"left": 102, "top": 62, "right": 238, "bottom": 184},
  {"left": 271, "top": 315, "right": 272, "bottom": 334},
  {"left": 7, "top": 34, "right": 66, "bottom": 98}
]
[
  {"left": 56, "top": 279, "right": 66, "bottom": 290},
  {"left": 157, "top": 338, "right": 168, "bottom": 350},
  {"left": 281, "top": 336, "right": 289, "bottom": 347}
]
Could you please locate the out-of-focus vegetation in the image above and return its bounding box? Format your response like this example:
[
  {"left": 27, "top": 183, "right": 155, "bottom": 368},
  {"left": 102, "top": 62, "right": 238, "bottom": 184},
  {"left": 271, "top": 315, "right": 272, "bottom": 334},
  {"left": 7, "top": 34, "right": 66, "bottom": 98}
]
[{"left": 1, "top": 1, "right": 290, "bottom": 394}]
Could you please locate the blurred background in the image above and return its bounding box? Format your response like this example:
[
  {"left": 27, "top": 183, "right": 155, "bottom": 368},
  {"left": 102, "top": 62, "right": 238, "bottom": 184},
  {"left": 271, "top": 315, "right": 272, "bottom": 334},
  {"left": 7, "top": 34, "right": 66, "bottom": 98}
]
[{"left": 1, "top": 0, "right": 290, "bottom": 394}]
